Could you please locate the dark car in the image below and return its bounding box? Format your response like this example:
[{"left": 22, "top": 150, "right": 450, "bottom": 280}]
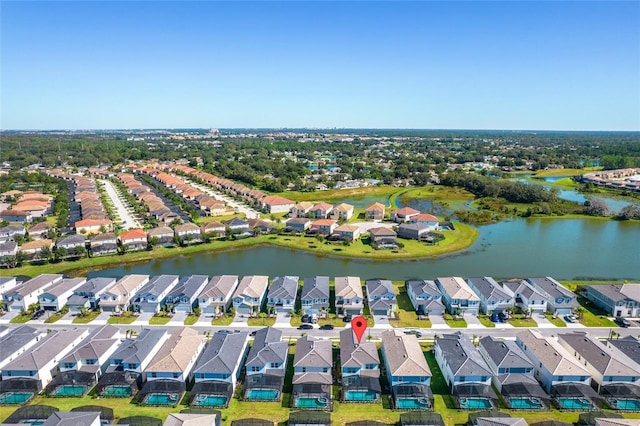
[
  {"left": 217, "top": 329, "right": 233, "bottom": 334},
  {"left": 298, "top": 323, "right": 314, "bottom": 330},
  {"left": 319, "top": 324, "right": 334, "bottom": 330},
  {"left": 404, "top": 329, "right": 423, "bottom": 338},
  {"left": 249, "top": 330, "right": 257, "bottom": 337},
  {"left": 343, "top": 314, "right": 353, "bottom": 323},
  {"left": 31, "top": 309, "right": 45, "bottom": 320},
  {"left": 615, "top": 317, "right": 631, "bottom": 328},
  {"left": 490, "top": 313, "right": 500, "bottom": 323},
  {"left": 497, "top": 312, "right": 507, "bottom": 322},
  {"left": 301, "top": 314, "right": 312, "bottom": 323}
]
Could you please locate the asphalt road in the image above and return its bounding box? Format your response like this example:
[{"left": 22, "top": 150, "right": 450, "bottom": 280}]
[
  {"left": 99, "top": 179, "right": 142, "bottom": 230},
  {"left": 186, "top": 180, "right": 261, "bottom": 219}
]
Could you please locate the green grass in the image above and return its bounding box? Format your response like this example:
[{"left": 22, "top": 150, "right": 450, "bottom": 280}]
[
  {"left": 211, "top": 314, "right": 234, "bottom": 326},
  {"left": 398, "top": 186, "right": 476, "bottom": 211},
  {"left": 277, "top": 186, "right": 400, "bottom": 203},
  {"left": 72, "top": 310, "right": 101, "bottom": 324},
  {"left": 533, "top": 167, "right": 602, "bottom": 177},
  {"left": 508, "top": 314, "right": 538, "bottom": 327},
  {"left": 44, "top": 310, "right": 68, "bottom": 323},
  {"left": 184, "top": 313, "right": 200, "bottom": 325},
  {"left": 107, "top": 313, "right": 138, "bottom": 324},
  {"left": 576, "top": 296, "right": 618, "bottom": 327},
  {"left": 389, "top": 283, "right": 432, "bottom": 328},
  {"left": 149, "top": 315, "right": 171, "bottom": 325},
  {"left": 443, "top": 314, "right": 467, "bottom": 328},
  {"left": 9, "top": 313, "right": 33, "bottom": 323},
  {"left": 318, "top": 316, "right": 347, "bottom": 328},
  {"left": 545, "top": 313, "right": 567, "bottom": 327},
  {"left": 478, "top": 315, "right": 496, "bottom": 328},
  {"left": 247, "top": 316, "right": 276, "bottom": 327}
]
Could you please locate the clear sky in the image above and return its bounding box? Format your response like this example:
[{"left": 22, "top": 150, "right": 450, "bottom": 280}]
[{"left": 1, "top": 1, "right": 639, "bottom": 131}]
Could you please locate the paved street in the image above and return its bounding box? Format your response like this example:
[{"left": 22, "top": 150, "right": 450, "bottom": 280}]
[
  {"left": 99, "top": 179, "right": 142, "bottom": 230},
  {"left": 186, "top": 180, "right": 261, "bottom": 219}
]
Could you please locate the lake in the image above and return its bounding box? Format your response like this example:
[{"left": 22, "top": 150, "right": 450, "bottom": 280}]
[{"left": 91, "top": 218, "right": 640, "bottom": 281}]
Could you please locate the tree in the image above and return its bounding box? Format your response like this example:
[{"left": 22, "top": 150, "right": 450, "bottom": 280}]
[
  {"left": 55, "top": 246, "right": 67, "bottom": 261},
  {"left": 584, "top": 198, "right": 610, "bottom": 216},
  {"left": 73, "top": 245, "right": 86, "bottom": 258},
  {"left": 574, "top": 306, "right": 586, "bottom": 319},
  {"left": 618, "top": 205, "right": 640, "bottom": 220},
  {"left": 40, "top": 246, "right": 52, "bottom": 263}
]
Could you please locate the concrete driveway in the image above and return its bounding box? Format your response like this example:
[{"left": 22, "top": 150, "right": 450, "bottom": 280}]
[
  {"left": 99, "top": 179, "right": 142, "bottom": 230},
  {"left": 535, "top": 312, "right": 556, "bottom": 328},
  {"left": 373, "top": 315, "right": 392, "bottom": 329},
  {"left": 464, "top": 313, "right": 484, "bottom": 329},
  {"left": 275, "top": 312, "right": 293, "bottom": 328},
  {"left": 429, "top": 314, "right": 450, "bottom": 329},
  {"left": 170, "top": 311, "right": 188, "bottom": 325}
]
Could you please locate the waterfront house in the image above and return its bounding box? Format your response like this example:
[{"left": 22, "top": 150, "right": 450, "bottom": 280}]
[
  {"left": 3, "top": 274, "right": 63, "bottom": 312},
  {"left": 201, "top": 221, "right": 226, "bottom": 239},
  {"left": 329, "top": 203, "right": 354, "bottom": 221},
  {"left": 232, "top": 275, "right": 269, "bottom": 316},
  {"left": 248, "top": 218, "right": 276, "bottom": 234},
  {"left": 260, "top": 195, "right": 295, "bottom": 214},
  {"left": 334, "top": 224, "right": 361, "bottom": 241},
  {"left": 0, "top": 325, "right": 46, "bottom": 371},
  {"left": 405, "top": 279, "right": 445, "bottom": 316},
  {"left": 89, "top": 232, "right": 118, "bottom": 256},
  {"left": 0, "top": 225, "right": 26, "bottom": 243},
  {"left": 165, "top": 275, "right": 209, "bottom": 313},
  {"left": 99, "top": 274, "right": 149, "bottom": 313},
  {"left": 583, "top": 284, "right": 640, "bottom": 318},
  {"left": 1, "top": 328, "right": 89, "bottom": 390},
  {"left": 74, "top": 219, "right": 113, "bottom": 235},
  {"left": 199, "top": 275, "right": 239, "bottom": 315},
  {"left": 409, "top": 213, "right": 440, "bottom": 228},
  {"left": 19, "top": 239, "right": 53, "bottom": 260},
  {"left": 525, "top": 277, "right": 578, "bottom": 315},
  {"left": 501, "top": 280, "right": 548, "bottom": 314},
  {"left": 368, "top": 227, "right": 398, "bottom": 248},
  {"left": 340, "top": 328, "right": 381, "bottom": 402},
  {"left": 477, "top": 336, "right": 540, "bottom": 395},
  {"left": 397, "top": 223, "right": 433, "bottom": 241},
  {"left": 285, "top": 218, "right": 312, "bottom": 233},
  {"left": 380, "top": 330, "right": 432, "bottom": 409},
  {"left": 516, "top": 330, "right": 592, "bottom": 393},
  {"left": 244, "top": 327, "right": 288, "bottom": 401},
  {"left": 392, "top": 207, "right": 420, "bottom": 223},
  {"left": 55, "top": 234, "right": 86, "bottom": 253},
  {"left": 67, "top": 277, "right": 117, "bottom": 312},
  {"left": 290, "top": 202, "right": 314, "bottom": 218},
  {"left": 0, "top": 276, "right": 18, "bottom": 296},
  {"left": 335, "top": 276, "right": 364, "bottom": 316},
  {"left": 310, "top": 202, "right": 334, "bottom": 219},
  {"left": 267, "top": 275, "right": 299, "bottom": 313},
  {"left": 435, "top": 276, "right": 481, "bottom": 315},
  {"left": 0, "top": 241, "right": 18, "bottom": 258},
  {"left": 311, "top": 219, "right": 337, "bottom": 235},
  {"left": 174, "top": 223, "right": 202, "bottom": 244},
  {"left": 365, "top": 203, "right": 385, "bottom": 220},
  {"left": 301, "top": 276, "right": 330, "bottom": 316},
  {"left": 38, "top": 278, "right": 87, "bottom": 311},
  {"left": 292, "top": 335, "right": 333, "bottom": 410},
  {"left": 224, "top": 217, "right": 250, "bottom": 233},
  {"left": 192, "top": 330, "right": 249, "bottom": 388},
  {"left": 365, "top": 279, "right": 397, "bottom": 317},
  {"left": 147, "top": 226, "right": 175, "bottom": 247},
  {"left": 144, "top": 327, "right": 206, "bottom": 382},
  {"left": 119, "top": 228, "right": 148, "bottom": 252},
  {"left": 0, "top": 209, "right": 32, "bottom": 224},
  {"left": 467, "top": 277, "right": 514, "bottom": 315},
  {"left": 131, "top": 274, "right": 180, "bottom": 313},
  {"left": 434, "top": 333, "right": 493, "bottom": 390}
]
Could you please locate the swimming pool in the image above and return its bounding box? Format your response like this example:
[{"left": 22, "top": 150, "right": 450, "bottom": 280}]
[
  {"left": 143, "top": 393, "right": 180, "bottom": 405},
  {"left": 193, "top": 395, "right": 227, "bottom": 407},
  {"left": 557, "top": 398, "right": 593, "bottom": 410},
  {"left": 396, "top": 397, "right": 431, "bottom": 409},
  {"left": 509, "top": 397, "right": 544, "bottom": 409},
  {"left": 609, "top": 398, "right": 640, "bottom": 410},
  {"left": 0, "top": 392, "right": 33, "bottom": 404},
  {"left": 345, "top": 390, "right": 378, "bottom": 402},
  {"left": 101, "top": 385, "right": 132, "bottom": 397},
  {"left": 459, "top": 397, "right": 492, "bottom": 409},
  {"left": 246, "top": 388, "right": 279, "bottom": 401},
  {"left": 295, "top": 396, "right": 329, "bottom": 409},
  {"left": 52, "top": 385, "right": 86, "bottom": 397}
]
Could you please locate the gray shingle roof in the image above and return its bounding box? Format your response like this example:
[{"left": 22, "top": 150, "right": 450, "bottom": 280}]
[
  {"left": 516, "top": 330, "right": 590, "bottom": 376},
  {"left": 42, "top": 278, "right": 86, "bottom": 297},
  {"left": 380, "top": 330, "right": 431, "bottom": 377},
  {"left": 468, "top": 277, "right": 511, "bottom": 301},
  {"left": 42, "top": 412, "right": 100, "bottom": 426},
  {"left": 245, "top": 327, "right": 288, "bottom": 373},
  {"left": 109, "top": 328, "right": 167, "bottom": 366},
  {"left": 3, "top": 328, "right": 88, "bottom": 371},
  {"left": 167, "top": 275, "right": 209, "bottom": 300},
  {"left": 607, "top": 335, "right": 640, "bottom": 363},
  {"left": 527, "top": 277, "right": 576, "bottom": 300},
  {"left": 436, "top": 333, "right": 491, "bottom": 377},
  {"left": 294, "top": 335, "right": 332, "bottom": 369},
  {"left": 301, "top": 276, "right": 330, "bottom": 300},
  {"left": 267, "top": 276, "right": 299, "bottom": 300},
  {"left": 200, "top": 275, "right": 239, "bottom": 300},
  {"left": 478, "top": 336, "right": 533, "bottom": 372},
  {"left": 0, "top": 325, "right": 44, "bottom": 363},
  {"left": 365, "top": 279, "right": 396, "bottom": 299},
  {"left": 74, "top": 277, "right": 117, "bottom": 296},
  {"left": 406, "top": 280, "right": 441, "bottom": 298},
  {"left": 193, "top": 331, "right": 249, "bottom": 374},
  {"left": 558, "top": 332, "right": 640, "bottom": 377},
  {"left": 339, "top": 328, "right": 379, "bottom": 377}
]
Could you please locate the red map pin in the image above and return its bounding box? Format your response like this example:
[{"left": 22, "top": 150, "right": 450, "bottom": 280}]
[{"left": 351, "top": 315, "right": 367, "bottom": 344}]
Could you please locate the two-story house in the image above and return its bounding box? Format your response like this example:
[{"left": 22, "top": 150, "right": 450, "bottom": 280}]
[
  {"left": 365, "top": 279, "right": 397, "bottom": 317},
  {"left": 38, "top": 278, "right": 87, "bottom": 311},
  {"left": 405, "top": 279, "right": 445, "bottom": 316},
  {"left": 301, "top": 276, "right": 330, "bottom": 316},
  {"left": 340, "top": 328, "right": 381, "bottom": 402},
  {"left": 380, "top": 330, "right": 432, "bottom": 409},
  {"left": 310, "top": 203, "right": 333, "bottom": 219},
  {"left": 392, "top": 207, "right": 420, "bottom": 223},
  {"left": 89, "top": 232, "right": 118, "bottom": 256},
  {"left": 0, "top": 276, "right": 18, "bottom": 296},
  {"left": 232, "top": 275, "right": 269, "bottom": 316},
  {"left": 583, "top": 284, "right": 640, "bottom": 318},
  {"left": 292, "top": 335, "right": 333, "bottom": 410},
  {"left": 333, "top": 225, "right": 361, "bottom": 242},
  {"left": 199, "top": 275, "right": 239, "bottom": 315},
  {"left": 67, "top": 277, "right": 117, "bottom": 313},
  {"left": 267, "top": 276, "right": 299, "bottom": 313},
  {"left": 99, "top": 274, "right": 149, "bottom": 313},
  {"left": 55, "top": 234, "right": 86, "bottom": 254},
  {"left": 174, "top": 223, "right": 202, "bottom": 244},
  {"left": 147, "top": 226, "right": 175, "bottom": 247},
  {"left": 144, "top": 327, "right": 206, "bottom": 383},
  {"left": 131, "top": 275, "right": 180, "bottom": 313},
  {"left": 501, "top": 280, "right": 548, "bottom": 314},
  {"left": 290, "top": 202, "right": 314, "bottom": 219},
  {"left": 435, "top": 277, "right": 480, "bottom": 315},
  {"left": 0, "top": 325, "right": 46, "bottom": 371},
  {"left": 329, "top": 203, "right": 354, "bottom": 221},
  {"left": 244, "top": 327, "right": 288, "bottom": 401},
  {"left": 310, "top": 219, "right": 337, "bottom": 236},
  {"left": 165, "top": 275, "right": 209, "bottom": 313},
  {"left": 365, "top": 203, "right": 385, "bottom": 220},
  {"left": 335, "top": 276, "right": 364, "bottom": 317},
  {"left": 119, "top": 228, "right": 148, "bottom": 252},
  {"left": 467, "top": 277, "right": 514, "bottom": 315},
  {"left": 526, "top": 277, "right": 578, "bottom": 315},
  {"left": 3, "top": 274, "right": 63, "bottom": 312},
  {"left": 285, "top": 218, "right": 312, "bottom": 234}
]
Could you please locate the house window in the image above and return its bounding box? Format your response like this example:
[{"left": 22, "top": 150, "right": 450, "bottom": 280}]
[
  {"left": 173, "top": 373, "right": 179, "bottom": 378},
  {"left": 302, "top": 367, "right": 306, "bottom": 373},
  {"left": 270, "top": 363, "right": 279, "bottom": 368},
  {"left": 322, "top": 368, "right": 328, "bottom": 373},
  {"left": 150, "top": 372, "right": 157, "bottom": 378}
]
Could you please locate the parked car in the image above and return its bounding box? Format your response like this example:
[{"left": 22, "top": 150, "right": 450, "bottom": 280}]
[
  {"left": 298, "top": 323, "right": 314, "bottom": 330},
  {"left": 301, "top": 314, "right": 312, "bottom": 323},
  {"left": 343, "top": 314, "right": 353, "bottom": 323},
  {"left": 319, "top": 324, "right": 334, "bottom": 330},
  {"left": 490, "top": 313, "right": 500, "bottom": 323},
  {"left": 564, "top": 315, "right": 576, "bottom": 323},
  {"left": 404, "top": 329, "right": 423, "bottom": 338},
  {"left": 31, "top": 309, "right": 45, "bottom": 320},
  {"left": 498, "top": 312, "right": 507, "bottom": 322},
  {"left": 615, "top": 317, "right": 631, "bottom": 328}
]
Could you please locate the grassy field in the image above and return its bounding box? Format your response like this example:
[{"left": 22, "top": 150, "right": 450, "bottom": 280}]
[
  {"left": 276, "top": 186, "right": 399, "bottom": 204},
  {"left": 397, "top": 186, "right": 476, "bottom": 211},
  {"left": 532, "top": 167, "right": 602, "bottom": 177}
]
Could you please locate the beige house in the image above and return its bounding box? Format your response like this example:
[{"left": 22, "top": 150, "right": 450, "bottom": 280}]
[
  {"left": 329, "top": 203, "right": 355, "bottom": 221},
  {"left": 365, "top": 203, "right": 386, "bottom": 220},
  {"left": 99, "top": 274, "right": 150, "bottom": 312},
  {"left": 334, "top": 224, "right": 361, "bottom": 241}
]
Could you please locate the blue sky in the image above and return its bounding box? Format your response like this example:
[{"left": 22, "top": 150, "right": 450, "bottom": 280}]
[{"left": 2, "top": 1, "right": 639, "bottom": 130}]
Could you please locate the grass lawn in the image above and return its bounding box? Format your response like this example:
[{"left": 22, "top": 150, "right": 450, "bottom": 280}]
[
  {"left": 211, "top": 314, "right": 234, "bottom": 326},
  {"left": 508, "top": 314, "right": 538, "bottom": 327},
  {"left": 149, "top": 315, "right": 171, "bottom": 325},
  {"left": 318, "top": 316, "right": 347, "bottom": 328},
  {"left": 247, "top": 316, "right": 276, "bottom": 327},
  {"left": 9, "top": 313, "right": 32, "bottom": 323},
  {"left": 545, "top": 312, "right": 567, "bottom": 327},
  {"left": 576, "top": 296, "right": 618, "bottom": 327},
  {"left": 184, "top": 314, "right": 200, "bottom": 325},
  {"left": 389, "top": 283, "right": 432, "bottom": 328},
  {"left": 533, "top": 167, "right": 601, "bottom": 177},
  {"left": 398, "top": 186, "right": 476, "bottom": 211},
  {"left": 44, "top": 310, "right": 68, "bottom": 324},
  {"left": 107, "top": 313, "right": 138, "bottom": 325},
  {"left": 277, "top": 186, "right": 400, "bottom": 204},
  {"left": 478, "top": 315, "right": 496, "bottom": 328},
  {"left": 72, "top": 310, "right": 101, "bottom": 324},
  {"left": 443, "top": 314, "right": 467, "bottom": 328}
]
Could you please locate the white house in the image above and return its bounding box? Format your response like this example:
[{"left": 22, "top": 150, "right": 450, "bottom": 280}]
[
  {"left": 38, "top": 278, "right": 87, "bottom": 311},
  {"left": 199, "top": 275, "right": 239, "bottom": 315},
  {"left": 165, "top": 275, "right": 209, "bottom": 313},
  {"left": 3, "top": 274, "right": 63, "bottom": 311},
  {"left": 267, "top": 275, "right": 298, "bottom": 313},
  {"left": 0, "top": 325, "right": 47, "bottom": 371},
  {"left": 99, "top": 274, "right": 149, "bottom": 313},
  {"left": 365, "top": 279, "right": 397, "bottom": 317},
  {"left": 232, "top": 275, "right": 269, "bottom": 316},
  {"left": 144, "top": 327, "right": 207, "bottom": 382},
  {"left": 335, "top": 276, "right": 364, "bottom": 316},
  {"left": 131, "top": 274, "right": 180, "bottom": 313}
]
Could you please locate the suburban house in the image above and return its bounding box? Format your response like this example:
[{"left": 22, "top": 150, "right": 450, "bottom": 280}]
[
  {"left": 248, "top": 218, "right": 276, "bottom": 234},
  {"left": 99, "top": 274, "right": 150, "bottom": 313},
  {"left": 39, "top": 412, "right": 101, "bottom": 426},
  {"left": 20, "top": 239, "right": 54, "bottom": 260},
  {"left": 119, "top": 228, "right": 148, "bottom": 252},
  {"left": 165, "top": 275, "right": 209, "bottom": 313},
  {"left": 55, "top": 234, "right": 87, "bottom": 253},
  {"left": 144, "top": 327, "right": 207, "bottom": 382},
  {"left": 244, "top": 327, "right": 288, "bottom": 401},
  {"left": 405, "top": 279, "right": 446, "bottom": 316},
  {"left": 147, "top": 226, "right": 175, "bottom": 247},
  {"left": 292, "top": 335, "right": 333, "bottom": 410},
  {"left": 392, "top": 207, "right": 420, "bottom": 223},
  {"left": 516, "top": 330, "right": 592, "bottom": 393},
  {"left": 583, "top": 284, "right": 640, "bottom": 318},
  {"left": 525, "top": 277, "right": 578, "bottom": 315},
  {"left": 174, "top": 223, "right": 202, "bottom": 244},
  {"left": 0, "top": 276, "right": 18, "bottom": 296},
  {"left": 380, "top": 330, "right": 432, "bottom": 409},
  {"left": 232, "top": 275, "right": 269, "bottom": 316},
  {"left": 28, "top": 222, "right": 53, "bottom": 240},
  {"left": 340, "top": 328, "right": 381, "bottom": 402},
  {"left": 365, "top": 279, "right": 397, "bottom": 317},
  {"left": 333, "top": 224, "right": 361, "bottom": 241},
  {"left": 3, "top": 274, "right": 63, "bottom": 311},
  {"left": 38, "top": 278, "right": 87, "bottom": 311},
  {"left": 311, "top": 219, "right": 337, "bottom": 235},
  {"left": 301, "top": 276, "right": 330, "bottom": 316},
  {"left": 0, "top": 209, "right": 32, "bottom": 224},
  {"left": 0, "top": 225, "right": 26, "bottom": 243},
  {"left": 164, "top": 413, "right": 220, "bottom": 426},
  {"left": 89, "top": 232, "right": 118, "bottom": 256},
  {"left": 409, "top": 213, "right": 440, "bottom": 228},
  {"left": 435, "top": 276, "right": 481, "bottom": 315},
  {"left": 67, "top": 277, "right": 117, "bottom": 312},
  {"left": 501, "top": 280, "right": 548, "bottom": 314},
  {"left": 467, "top": 277, "right": 514, "bottom": 314},
  {"left": 1, "top": 328, "right": 89, "bottom": 390},
  {"left": 365, "top": 203, "right": 385, "bottom": 220},
  {"left": 310, "top": 202, "right": 334, "bottom": 219},
  {"left": 0, "top": 325, "right": 47, "bottom": 371},
  {"left": 557, "top": 332, "right": 640, "bottom": 392},
  {"left": 397, "top": 223, "right": 434, "bottom": 241},
  {"left": 290, "top": 202, "right": 314, "bottom": 218},
  {"left": 285, "top": 218, "right": 312, "bottom": 233},
  {"left": 334, "top": 276, "right": 364, "bottom": 316},
  {"left": 434, "top": 333, "right": 494, "bottom": 408},
  {"left": 201, "top": 221, "right": 226, "bottom": 239},
  {"left": 329, "top": 203, "right": 354, "bottom": 221},
  {"left": 368, "top": 227, "right": 399, "bottom": 248},
  {"left": 74, "top": 219, "right": 113, "bottom": 235},
  {"left": 131, "top": 275, "right": 180, "bottom": 313},
  {"left": 199, "top": 275, "right": 239, "bottom": 315},
  {"left": 0, "top": 241, "right": 18, "bottom": 258},
  {"left": 267, "top": 275, "right": 299, "bottom": 313},
  {"left": 260, "top": 195, "right": 295, "bottom": 214},
  {"left": 198, "top": 198, "right": 226, "bottom": 217}
]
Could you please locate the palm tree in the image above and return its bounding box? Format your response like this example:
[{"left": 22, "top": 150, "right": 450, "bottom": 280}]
[{"left": 574, "top": 306, "right": 586, "bottom": 320}]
